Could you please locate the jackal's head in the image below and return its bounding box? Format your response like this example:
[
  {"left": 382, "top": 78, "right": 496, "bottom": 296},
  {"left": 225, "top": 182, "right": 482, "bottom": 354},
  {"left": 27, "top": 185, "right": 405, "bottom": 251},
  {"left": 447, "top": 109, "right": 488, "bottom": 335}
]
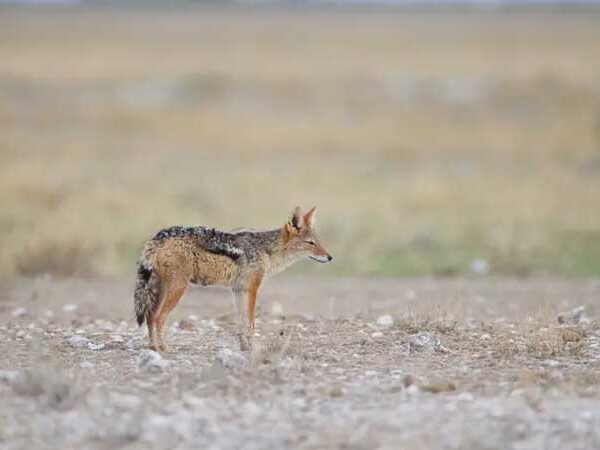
[{"left": 282, "top": 206, "right": 333, "bottom": 263}]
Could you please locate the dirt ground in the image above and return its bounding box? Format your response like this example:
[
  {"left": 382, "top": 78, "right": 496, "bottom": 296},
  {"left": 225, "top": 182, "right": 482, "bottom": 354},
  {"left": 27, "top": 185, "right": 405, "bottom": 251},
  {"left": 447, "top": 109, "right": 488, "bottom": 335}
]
[{"left": 1, "top": 276, "right": 599, "bottom": 450}]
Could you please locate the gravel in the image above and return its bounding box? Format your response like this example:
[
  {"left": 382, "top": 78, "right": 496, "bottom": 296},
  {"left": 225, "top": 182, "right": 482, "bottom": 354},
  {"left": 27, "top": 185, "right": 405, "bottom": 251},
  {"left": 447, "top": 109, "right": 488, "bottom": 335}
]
[{"left": 0, "top": 276, "right": 599, "bottom": 450}]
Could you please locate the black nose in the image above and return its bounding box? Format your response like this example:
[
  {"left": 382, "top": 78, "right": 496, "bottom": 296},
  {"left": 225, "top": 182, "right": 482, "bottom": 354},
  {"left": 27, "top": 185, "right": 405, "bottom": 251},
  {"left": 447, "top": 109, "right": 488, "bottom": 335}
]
[{"left": 327, "top": 255, "right": 333, "bottom": 262}]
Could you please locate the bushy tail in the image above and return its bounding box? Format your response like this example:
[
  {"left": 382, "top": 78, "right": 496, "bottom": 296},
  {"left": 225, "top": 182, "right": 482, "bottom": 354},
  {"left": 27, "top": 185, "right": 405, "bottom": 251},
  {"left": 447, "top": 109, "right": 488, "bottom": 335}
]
[{"left": 134, "top": 256, "right": 161, "bottom": 327}]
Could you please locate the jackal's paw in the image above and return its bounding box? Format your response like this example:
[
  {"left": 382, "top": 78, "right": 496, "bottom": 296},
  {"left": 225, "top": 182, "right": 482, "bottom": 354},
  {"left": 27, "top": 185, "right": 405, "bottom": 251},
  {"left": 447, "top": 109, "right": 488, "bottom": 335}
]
[
  {"left": 158, "top": 343, "right": 170, "bottom": 352},
  {"left": 238, "top": 333, "right": 252, "bottom": 352}
]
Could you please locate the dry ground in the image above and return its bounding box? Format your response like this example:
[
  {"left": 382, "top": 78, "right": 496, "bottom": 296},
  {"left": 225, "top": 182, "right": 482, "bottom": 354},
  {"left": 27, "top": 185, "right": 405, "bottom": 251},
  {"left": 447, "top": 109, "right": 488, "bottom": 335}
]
[
  {"left": 1, "top": 276, "right": 600, "bottom": 449},
  {"left": 1, "top": 9, "right": 600, "bottom": 279}
]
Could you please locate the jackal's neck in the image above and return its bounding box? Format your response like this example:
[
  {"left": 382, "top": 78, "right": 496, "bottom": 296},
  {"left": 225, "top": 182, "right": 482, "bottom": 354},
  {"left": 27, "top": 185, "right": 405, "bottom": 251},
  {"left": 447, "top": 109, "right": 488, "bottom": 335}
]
[{"left": 263, "top": 228, "right": 303, "bottom": 276}]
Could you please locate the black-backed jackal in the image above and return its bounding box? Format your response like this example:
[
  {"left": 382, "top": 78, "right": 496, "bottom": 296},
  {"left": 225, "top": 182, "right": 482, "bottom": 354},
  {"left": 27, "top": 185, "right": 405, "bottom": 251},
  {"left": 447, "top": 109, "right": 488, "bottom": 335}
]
[{"left": 134, "top": 207, "right": 332, "bottom": 351}]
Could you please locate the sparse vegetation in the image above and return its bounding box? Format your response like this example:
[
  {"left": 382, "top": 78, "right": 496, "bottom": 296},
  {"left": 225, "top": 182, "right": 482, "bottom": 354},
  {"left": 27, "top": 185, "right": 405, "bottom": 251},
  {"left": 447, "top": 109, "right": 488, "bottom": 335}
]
[{"left": 1, "top": 277, "right": 600, "bottom": 449}]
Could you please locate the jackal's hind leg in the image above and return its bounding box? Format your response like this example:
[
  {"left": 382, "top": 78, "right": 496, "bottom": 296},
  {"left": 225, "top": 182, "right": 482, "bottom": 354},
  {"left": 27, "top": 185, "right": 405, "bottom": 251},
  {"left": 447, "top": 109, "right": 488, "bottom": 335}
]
[
  {"left": 147, "top": 314, "right": 160, "bottom": 351},
  {"left": 155, "top": 284, "right": 188, "bottom": 352}
]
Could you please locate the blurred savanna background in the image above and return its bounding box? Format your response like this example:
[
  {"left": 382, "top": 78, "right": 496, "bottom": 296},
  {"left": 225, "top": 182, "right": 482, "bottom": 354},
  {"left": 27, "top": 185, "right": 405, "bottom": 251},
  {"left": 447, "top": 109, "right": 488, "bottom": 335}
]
[{"left": 1, "top": 3, "right": 600, "bottom": 280}]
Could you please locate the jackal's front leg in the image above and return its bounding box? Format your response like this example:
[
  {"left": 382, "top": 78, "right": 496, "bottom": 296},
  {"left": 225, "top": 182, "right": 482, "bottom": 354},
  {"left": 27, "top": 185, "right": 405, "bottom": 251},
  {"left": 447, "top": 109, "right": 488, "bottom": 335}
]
[
  {"left": 232, "top": 288, "right": 252, "bottom": 351},
  {"left": 232, "top": 273, "right": 262, "bottom": 351}
]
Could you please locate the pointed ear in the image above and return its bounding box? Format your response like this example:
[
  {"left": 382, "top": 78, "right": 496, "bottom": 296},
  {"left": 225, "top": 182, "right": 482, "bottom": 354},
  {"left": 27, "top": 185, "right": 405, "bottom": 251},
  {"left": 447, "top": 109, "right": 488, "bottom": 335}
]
[
  {"left": 303, "top": 206, "right": 317, "bottom": 227},
  {"left": 285, "top": 206, "right": 302, "bottom": 234}
]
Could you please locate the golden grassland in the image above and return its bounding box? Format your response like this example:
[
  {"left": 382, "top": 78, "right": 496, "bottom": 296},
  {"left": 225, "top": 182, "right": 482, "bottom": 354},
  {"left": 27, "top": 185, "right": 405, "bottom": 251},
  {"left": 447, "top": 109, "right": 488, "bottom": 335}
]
[{"left": 1, "top": 9, "right": 600, "bottom": 278}]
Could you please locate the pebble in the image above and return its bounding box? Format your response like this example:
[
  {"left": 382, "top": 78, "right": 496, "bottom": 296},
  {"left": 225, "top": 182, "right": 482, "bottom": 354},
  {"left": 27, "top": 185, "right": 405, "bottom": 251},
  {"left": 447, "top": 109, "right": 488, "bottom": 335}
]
[
  {"left": 11, "top": 307, "right": 27, "bottom": 318},
  {"left": 62, "top": 304, "right": 78, "bottom": 313},
  {"left": 376, "top": 315, "right": 394, "bottom": 328},
  {"left": 456, "top": 392, "right": 475, "bottom": 402},
  {"left": 409, "top": 332, "right": 441, "bottom": 352},
  {"left": 0, "top": 370, "right": 19, "bottom": 383},
  {"left": 65, "top": 336, "right": 90, "bottom": 348},
  {"left": 558, "top": 306, "right": 589, "bottom": 325},
  {"left": 137, "top": 350, "right": 170, "bottom": 372},
  {"left": 215, "top": 348, "right": 246, "bottom": 369},
  {"left": 470, "top": 258, "right": 490, "bottom": 276}
]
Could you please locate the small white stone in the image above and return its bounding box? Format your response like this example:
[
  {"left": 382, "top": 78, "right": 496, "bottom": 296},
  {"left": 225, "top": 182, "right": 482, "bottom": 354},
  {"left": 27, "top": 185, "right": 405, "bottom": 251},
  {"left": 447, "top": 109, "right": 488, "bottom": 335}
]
[
  {"left": 409, "top": 332, "right": 440, "bottom": 352},
  {"left": 79, "top": 361, "right": 94, "bottom": 369},
  {"left": 270, "top": 302, "right": 283, "bottom": 316},
  {"left": 65, "top": 335, "right": 90, "bottom": 347},
  {"left": 456, "top": 392, "right": 475, "bottom": 402},
  {"left": 376, "top": 315, "right": 394, "bottom": 328},
  {"left": 406, "top": 384, "right": 420, "bottom": 395},
  {"left": 11, "top": 307, "right": 27, "bottom": 318},
  {"left": 371, "top": 331, "right": 384, "bottom": 339},
  {"left": 62, "top": 304, "right": 78, "bottom": 313},
  {"left": 215, "top": 348, "right": 246, "bottom": 369},
  {"left": 0, "top": 370, "right": 19, "bottom": 382},
  {"left": 480, "top": 333, "right": 491, "bottom": 340},
  {"left": 470, "top": 259, "right": 489, "bottom": 276},
  {"left": 405, "top": 290, "right": 417, "bottom": 300},
  {"left": 137, "top": 350, "right": 169, "bottom": 372},
  {"left": 87, "top": 342, "right": 105, "bottom": 351}
]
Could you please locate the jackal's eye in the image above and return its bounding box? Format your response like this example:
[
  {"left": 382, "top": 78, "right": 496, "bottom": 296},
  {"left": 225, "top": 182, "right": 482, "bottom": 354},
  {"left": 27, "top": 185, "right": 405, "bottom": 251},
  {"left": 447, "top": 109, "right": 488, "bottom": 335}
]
[{"left": 305, "top": 240, "right": 316, "bottom": 246}]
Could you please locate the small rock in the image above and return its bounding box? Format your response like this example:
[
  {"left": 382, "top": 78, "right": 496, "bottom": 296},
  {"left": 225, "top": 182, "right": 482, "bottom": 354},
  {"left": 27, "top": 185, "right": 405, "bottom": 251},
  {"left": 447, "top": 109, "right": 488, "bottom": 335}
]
[
  {"left": 87, "top": 342, "right": 105, "bottom": 351},
  {"left": 65, "top": 336, "right": 90, "bottom": 348},
  {"left": 543, "top": 359, "right": 560, "bottom": 367},
  {"left": 376, "top": 315, "right": 394, "bottom": 328},
  {"left": 79, "top": 361, "right": 94, "bottom": 369},
  {"left": 271, "top": 302, "right": 284, "bottom": 316},
  {"left": 405, "top": 290, "right": 417, "bottom": 300},
  {"left": 137, "top": 350, "right": 169, "bottom": 372},
  {"left": 62, "top": 304, "right": 78, "bottom": 313},
  {"left": 177, "top": 319, "right": 195, "bottom": 331},
  {"left": 469, "top": 259, "right": 489, "bottom": 276},
  {"left": 409, "top": 332, "right": 440, "bottom": 352},
  {"left": 456, "top": 392, "right": 475, "bottom": 401},
  {"left": 11, "top": 307, "right": 27, "bottom": 318},
  {"left": 371, "top": 331, "right": 384, "bottom": 339},
  {"left": 558, "top": 306, "right": 589, "bottom": 325},
  {"left": 215, "top": 348, "right": 246, "bottom": 369},
  {"left": 406, "top": 384, "right": 420, "bottom": 395},
  {"left": 0, "top": 370, "right": 19, "bottom": 383}
]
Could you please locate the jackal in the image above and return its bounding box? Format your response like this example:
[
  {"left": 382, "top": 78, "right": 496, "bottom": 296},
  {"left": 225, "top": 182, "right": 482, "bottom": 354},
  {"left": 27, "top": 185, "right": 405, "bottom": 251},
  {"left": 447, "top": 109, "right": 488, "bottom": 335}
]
[{"left": 134, "top": 207, "right": 332, "bottom": 351}]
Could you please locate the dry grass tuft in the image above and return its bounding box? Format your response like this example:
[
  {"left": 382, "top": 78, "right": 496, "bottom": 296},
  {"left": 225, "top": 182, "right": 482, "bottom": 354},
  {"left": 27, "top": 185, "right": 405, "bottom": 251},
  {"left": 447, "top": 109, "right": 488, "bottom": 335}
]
[
  {"left": 394, "top": 315, "right": 458, "bottom": 335},
  {"left": 526, "top": 326, "right": 586, "bottom": 359}
]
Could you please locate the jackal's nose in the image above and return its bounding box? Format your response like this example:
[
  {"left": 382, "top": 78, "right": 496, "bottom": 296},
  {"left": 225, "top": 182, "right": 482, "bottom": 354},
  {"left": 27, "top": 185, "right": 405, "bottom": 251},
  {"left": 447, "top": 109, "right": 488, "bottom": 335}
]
[{"left": 327, "top": 255, "right": 333, "bottom": 262}]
